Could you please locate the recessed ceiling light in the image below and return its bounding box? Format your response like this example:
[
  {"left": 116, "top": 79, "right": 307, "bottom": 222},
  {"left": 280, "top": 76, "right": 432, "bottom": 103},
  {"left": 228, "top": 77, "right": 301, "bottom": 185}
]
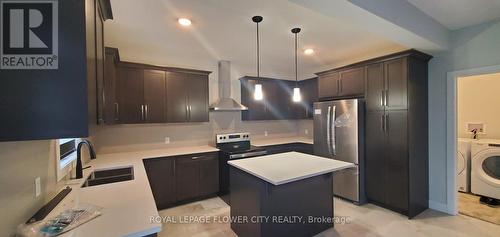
[
  {"left": 304, "top": 48, "right": 314, "bottom": 55},
  {"left": 178, "top": 18, "right": 192, "bottom": 26}
]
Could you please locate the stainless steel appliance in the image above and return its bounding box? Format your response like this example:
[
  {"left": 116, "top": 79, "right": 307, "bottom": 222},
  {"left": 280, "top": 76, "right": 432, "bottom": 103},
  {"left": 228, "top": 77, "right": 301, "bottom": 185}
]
[
  {"left": 314, "top": 99, "right": 365, "bottom": 204},
  {"left": 217, "top": 132, "right": 267, "bottom": 204}
]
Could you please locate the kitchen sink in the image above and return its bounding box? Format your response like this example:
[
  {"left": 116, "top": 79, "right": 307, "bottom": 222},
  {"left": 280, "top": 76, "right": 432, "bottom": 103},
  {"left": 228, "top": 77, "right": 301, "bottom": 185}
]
[{"left": 82, "top": 166, "right": 134, "bottom": 188}]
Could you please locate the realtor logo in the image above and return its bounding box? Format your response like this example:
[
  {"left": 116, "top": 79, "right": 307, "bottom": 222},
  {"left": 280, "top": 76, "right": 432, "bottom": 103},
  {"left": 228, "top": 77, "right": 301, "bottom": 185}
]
[{"left": 1, "top": 0, "right": 58, "bottom": 69}]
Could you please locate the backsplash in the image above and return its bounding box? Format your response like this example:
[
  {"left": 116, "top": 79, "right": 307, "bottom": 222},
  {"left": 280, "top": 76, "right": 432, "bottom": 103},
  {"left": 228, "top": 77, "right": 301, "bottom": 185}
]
[{"left": 93, "top": 112, "right": 310, "bottom": 153}]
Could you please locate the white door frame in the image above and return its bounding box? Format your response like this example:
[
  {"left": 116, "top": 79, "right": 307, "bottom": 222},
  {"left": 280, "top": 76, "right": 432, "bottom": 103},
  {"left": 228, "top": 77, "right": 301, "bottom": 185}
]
[{"left": 446, "top": 64, "right": 500, "bottom": 215}]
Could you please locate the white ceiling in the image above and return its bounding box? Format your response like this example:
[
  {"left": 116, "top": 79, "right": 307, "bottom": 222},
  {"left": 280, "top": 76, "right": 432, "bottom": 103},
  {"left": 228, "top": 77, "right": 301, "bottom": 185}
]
[
  {"left": 105, "top": 0, "right": 405, "bottom": 80},
  {"left": 407, "top": 0, "right": 500, "bottom": 30}
]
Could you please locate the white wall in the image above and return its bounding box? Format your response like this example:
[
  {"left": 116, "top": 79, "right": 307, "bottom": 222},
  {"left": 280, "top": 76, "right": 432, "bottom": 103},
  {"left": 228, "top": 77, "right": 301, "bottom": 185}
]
[
  {"left": 457, "top": 73, "right": 500, "bottom": 139},
  {"left": 428, "top": 19, "right": 500, "bottom": 209}
]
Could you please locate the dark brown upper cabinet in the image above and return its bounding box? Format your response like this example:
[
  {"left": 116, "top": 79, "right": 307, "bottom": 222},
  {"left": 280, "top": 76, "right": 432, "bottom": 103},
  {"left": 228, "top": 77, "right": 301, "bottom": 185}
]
[
  {"left": 384, "top": 58, "right": 408, "bottom": 110},
  {"left": 144, "top": 70, "right": 167, "bottom": 123},
  {"left": 166, "top": 72, "right": 209, "bottom": 123},
  {"left": 0, "top": 0, "right": 112, "bottom": 141},
  {"left": 298, "top": 78, "right": 318, "bottom": 119},
  {"left": 240, "top": 77, "right": 317, "bottom": 121},
  {"left": 316, "top": 66, "right": 364, "bottom": 100},
  {"left": 365, "top": 63, "right": 385, "bottom": 112},
  {"left": 104, "top": 48, "right": 119, "bottom": 124},
  {"left": 118, "top": 67, "right": 144, "bottom": 123},
  {"left": 365, "top": 58, "right": 408, "bottom": 112},
  {"left": 240, "top": 78, "right": 270, "bottom": 120},
  {"left": 317, "top": 71, "right": 340, "bottom": 99},
  {"left": 103, "top": 48, "right": 210, "bottom": 124},
  {"left": 185, "top": 74, "right": 209, "bottom": 122}
]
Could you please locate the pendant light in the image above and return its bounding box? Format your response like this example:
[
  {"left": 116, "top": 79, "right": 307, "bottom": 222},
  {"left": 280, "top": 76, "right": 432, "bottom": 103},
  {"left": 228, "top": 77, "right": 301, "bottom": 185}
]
[
  {"left": 252, "top": 16, "right": 264, "bottom": 101},
  {"left": 291, "top": 27, "right": 302, "bottom": 102}
]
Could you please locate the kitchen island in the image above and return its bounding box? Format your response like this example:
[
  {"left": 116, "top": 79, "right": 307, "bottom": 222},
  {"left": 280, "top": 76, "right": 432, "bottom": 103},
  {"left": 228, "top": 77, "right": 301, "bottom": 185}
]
[{"left": 228, "top": 152, "right": 354, "bottom": 237}]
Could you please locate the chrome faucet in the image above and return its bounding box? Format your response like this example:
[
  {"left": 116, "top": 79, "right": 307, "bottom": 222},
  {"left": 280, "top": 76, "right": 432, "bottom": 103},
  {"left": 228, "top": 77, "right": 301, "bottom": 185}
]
[{"left": 75, "top": 139, "right": 96, "bottom": 179}]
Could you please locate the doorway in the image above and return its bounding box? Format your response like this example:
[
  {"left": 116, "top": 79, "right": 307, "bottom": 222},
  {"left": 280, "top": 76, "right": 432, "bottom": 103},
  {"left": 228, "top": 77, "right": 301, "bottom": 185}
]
[{"left": 447, "top": 65, "right": 500, "bottom": 225}]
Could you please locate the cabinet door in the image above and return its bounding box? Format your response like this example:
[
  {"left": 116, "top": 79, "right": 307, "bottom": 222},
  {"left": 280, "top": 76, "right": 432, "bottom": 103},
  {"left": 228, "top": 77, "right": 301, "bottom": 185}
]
[
  {"left": 365, "top": 111, "right": 387, "bottom": 204},
  {"left": 199, "top": 154, "right": 219, "bottom": 196},
  {"left": 318, "top": 72, "right": 339, "bottom": 99},
  {"left": 166, "top": 72, "right": 189, "bottom": 122},
  {"left": 273, "top": 80, "right": 293, "bottom": 120},
  {"left": 175, "top": 156, "right": 200, "bottom": 201},
  {"left": 144, "top": 70, "right": 166, "bottom": 123},
  {"left": 263, "top": 80, "right": 280, "bottom": 120},
  {"left": 241, "top": 79, "right": 268, "bottom": 120},
  {"left": 95, "top": 4, "right": 105, "bottom": 124},
  {"left": 385, "top": 110, "right": 409, "bottom": 212},
  {"left": 118, "top": 67, "right": 144, "bottom": 123},
  {"left": 187, "top": 74, "right": 209, "bottom": 122},
  {"left": 104, "top": 49, "right": 118, "bottom": 124},
  {"left": 385, "top": 58, "right": 408, "bottom": 110},
  {"left": 143, "top": 158, "right": 176, "bottom": 209},
  {"left": 366, "top": 63, "right": 385, "bottom": 112},
  {"left": 339, "top": 67, "right": 365, "bottom": 97}
]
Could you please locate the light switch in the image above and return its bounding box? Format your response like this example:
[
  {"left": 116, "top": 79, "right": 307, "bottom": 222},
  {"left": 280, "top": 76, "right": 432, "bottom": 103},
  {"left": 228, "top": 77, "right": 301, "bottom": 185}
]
[
  {"left": 35, "top": 177, "right": 41, "bottom": 197},
  {"left": 305, "top": 129, "right": 309, "bottom": 135},
  {"left": 264, "top": 131, "right": 268, "bottom": 137},
  {"left": 164, "top": 137, "right": 170, "bottom": 144}
]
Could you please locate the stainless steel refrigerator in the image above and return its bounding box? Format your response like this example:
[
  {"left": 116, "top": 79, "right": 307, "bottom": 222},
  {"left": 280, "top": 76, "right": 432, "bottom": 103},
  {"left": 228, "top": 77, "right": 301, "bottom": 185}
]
[{"left": 313, "top": 99, "right": 365, "bottom": 204}]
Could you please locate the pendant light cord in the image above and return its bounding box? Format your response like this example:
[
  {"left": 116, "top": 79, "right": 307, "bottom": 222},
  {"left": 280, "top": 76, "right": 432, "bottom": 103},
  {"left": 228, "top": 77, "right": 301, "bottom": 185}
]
[
  {"left": 294, "top": 30, "right": 298, "bottom": 87},
  {"left": 257, "top": 22, "right": 260, "bottom": 80}
]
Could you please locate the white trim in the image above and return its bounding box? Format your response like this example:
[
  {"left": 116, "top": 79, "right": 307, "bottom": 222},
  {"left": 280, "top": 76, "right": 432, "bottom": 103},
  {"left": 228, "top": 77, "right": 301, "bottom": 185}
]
[{"left": 445, "top": 64, "right": 500, "bottom": 215}]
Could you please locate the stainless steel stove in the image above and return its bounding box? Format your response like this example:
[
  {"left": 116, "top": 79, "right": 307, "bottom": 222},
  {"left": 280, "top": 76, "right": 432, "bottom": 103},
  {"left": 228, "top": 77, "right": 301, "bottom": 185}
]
[{"left": 216, "top": 132, "right": 267, "bottom": 204}]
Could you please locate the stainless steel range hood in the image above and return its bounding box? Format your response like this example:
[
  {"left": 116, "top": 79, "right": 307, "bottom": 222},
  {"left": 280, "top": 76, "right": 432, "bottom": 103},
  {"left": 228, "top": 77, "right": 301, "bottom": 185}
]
[{"left": 209, "top": 61, "right": 248, "bottom": 111}]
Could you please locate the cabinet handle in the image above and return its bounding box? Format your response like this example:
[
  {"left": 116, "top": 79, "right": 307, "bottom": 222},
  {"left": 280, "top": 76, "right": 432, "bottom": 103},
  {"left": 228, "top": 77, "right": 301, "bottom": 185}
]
[
  {"left": 191, "top": 156, "right": 203, "bottom": 160},
  {"left": 381, "top": 114, "right": 385, "bottom": 131},
  {"left": 185, "top": 97, "right": 189, "bottom": 121},
  {"left": 380, "top": 91, "right": 384, "bottom": 107},
  {"left": 384, "top": 113, "right": 388, "bottom": 133},
  {"left": 384, "top": 90, "right": 388, "bottom": 107},
  {"left": 141, "top": 105, "right": 145, "bottom": 121},
  {"left": 145, "top": 104, "right": 149, "bottom": 121},
  {"left": 337, "top": 79, "right": 340, "bottom": 95},
  {"left": 114, "top": 103, "right": 119, "bottom": 121},
  {"left": 339, "top": 79, "right": 342, "bottom": 94}
]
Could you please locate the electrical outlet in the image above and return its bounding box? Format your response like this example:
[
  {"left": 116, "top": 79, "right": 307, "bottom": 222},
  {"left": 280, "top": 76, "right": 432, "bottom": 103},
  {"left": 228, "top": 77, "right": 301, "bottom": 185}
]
[
  {"left": 304, "top": 129, "right": 309, "bottom": 135},
  {"left": 35, "top": 177, "right": 41, "bottom": 197},
  {"left": 264, "top": 131, "right": 268, "bottom": 137},
  {"left": 164, "top": 137, "right": 170, "bottom": 144}
]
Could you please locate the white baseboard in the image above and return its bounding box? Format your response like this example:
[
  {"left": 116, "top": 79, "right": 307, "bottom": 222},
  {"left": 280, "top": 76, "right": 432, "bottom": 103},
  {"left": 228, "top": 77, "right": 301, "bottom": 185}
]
[{"left": 429, "top": 200, "right": 453, "bottom": 215}]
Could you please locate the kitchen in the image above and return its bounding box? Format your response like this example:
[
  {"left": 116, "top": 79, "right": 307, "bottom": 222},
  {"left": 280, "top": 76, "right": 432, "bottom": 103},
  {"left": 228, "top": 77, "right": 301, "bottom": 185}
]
[{"left": 1, "top": 0, "right": 500, "bottom": 237}]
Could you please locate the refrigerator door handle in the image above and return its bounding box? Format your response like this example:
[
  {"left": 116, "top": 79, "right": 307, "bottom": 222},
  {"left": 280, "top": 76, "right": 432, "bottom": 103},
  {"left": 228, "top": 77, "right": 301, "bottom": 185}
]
[
  {"left": 327, "top": 106, "right": 332, "bottom": 156},
  {"left": 331, "top": 105, "right": 337, "bottom": 155}
]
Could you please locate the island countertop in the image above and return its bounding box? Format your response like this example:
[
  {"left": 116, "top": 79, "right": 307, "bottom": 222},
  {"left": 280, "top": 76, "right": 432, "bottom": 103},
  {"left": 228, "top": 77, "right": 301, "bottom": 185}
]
[{"left": 228, "top": 152, "right": 354, "bottom": 185}]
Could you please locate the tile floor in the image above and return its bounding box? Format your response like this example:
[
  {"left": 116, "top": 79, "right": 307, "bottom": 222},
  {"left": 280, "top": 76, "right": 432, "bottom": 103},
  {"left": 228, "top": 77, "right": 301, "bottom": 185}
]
[{"left": 158, "top": 197, "right": 500, "bottom": 237}]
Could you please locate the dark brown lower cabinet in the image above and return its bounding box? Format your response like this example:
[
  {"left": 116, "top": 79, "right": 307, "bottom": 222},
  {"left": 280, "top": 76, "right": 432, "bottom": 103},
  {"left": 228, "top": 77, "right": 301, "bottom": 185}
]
[
  {"left": 175, "top": 156, "right": 200, "bottom": 201},
  {"left": 143, "top": 158, "right": 176, "bottom": 209},
  {"left": 143, "top": 152, "right": 219, "bottom": 210},
  {"left": 365, "top": 110, "right": 423, "bottom": 217}
]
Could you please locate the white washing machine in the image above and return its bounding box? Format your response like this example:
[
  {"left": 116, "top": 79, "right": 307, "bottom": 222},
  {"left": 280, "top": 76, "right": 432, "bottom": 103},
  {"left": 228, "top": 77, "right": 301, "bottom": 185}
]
[
  {"left": 457, "top": 138, "right": 472, "bottom": 192},
  {"left": 471, "top": 140, "right": 500, "bottom": 199}
]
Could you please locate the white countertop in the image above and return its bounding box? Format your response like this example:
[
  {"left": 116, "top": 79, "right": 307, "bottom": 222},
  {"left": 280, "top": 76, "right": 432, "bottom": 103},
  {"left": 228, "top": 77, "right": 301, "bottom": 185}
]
[
  {"left": 228, "top": 152, "right": 354, "bottom": 185},
  {"left": 53, "top": 145, "right": 219, "bottom": 237},
  {"left": 251, "top": 136, "right": 313, "bottom": 147}
]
